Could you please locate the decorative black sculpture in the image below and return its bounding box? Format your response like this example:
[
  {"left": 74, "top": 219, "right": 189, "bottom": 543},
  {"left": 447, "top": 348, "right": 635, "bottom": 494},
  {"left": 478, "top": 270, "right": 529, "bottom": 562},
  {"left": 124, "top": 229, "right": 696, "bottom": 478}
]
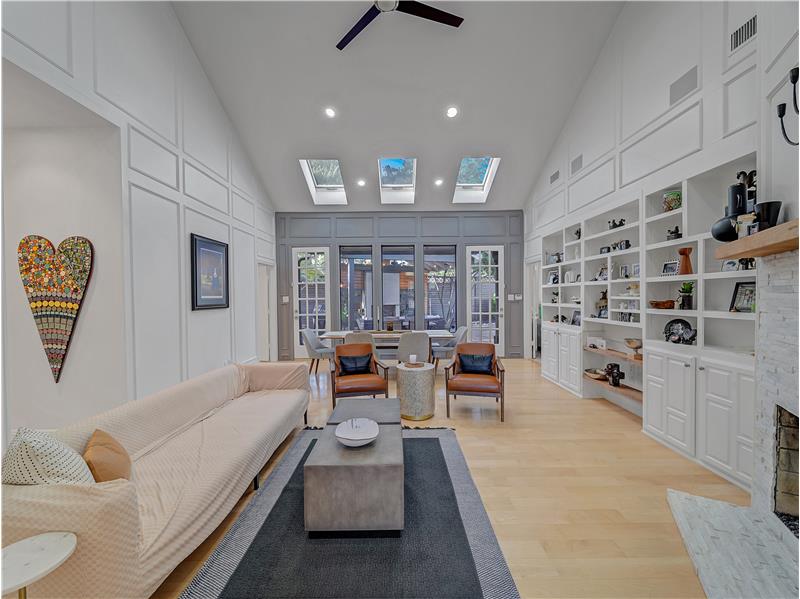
[
  {"left": 608, "top": 218, "right": 626, "bottom": 230},
  {"left": 666, "top": 226, "right": 682, "bottom": 241},
  {"left": 604, "top": 363, "right": 625, "bottom": 387}
]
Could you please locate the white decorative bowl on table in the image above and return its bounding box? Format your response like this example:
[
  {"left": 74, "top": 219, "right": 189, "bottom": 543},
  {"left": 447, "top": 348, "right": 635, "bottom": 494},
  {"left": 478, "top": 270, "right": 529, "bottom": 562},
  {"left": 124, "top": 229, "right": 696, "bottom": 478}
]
[{"left": 334, "top": 418, "right": 379, "bottom": 447}]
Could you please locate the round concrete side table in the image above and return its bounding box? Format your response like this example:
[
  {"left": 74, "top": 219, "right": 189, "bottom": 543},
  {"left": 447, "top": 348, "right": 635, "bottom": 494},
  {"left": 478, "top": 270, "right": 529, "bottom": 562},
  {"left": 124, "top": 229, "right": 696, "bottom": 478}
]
[
  {"left": 2, "top": 532, "right": 77, "bottom": 599},
  {"left": 397, "top": 362, "right": 435, "bottom": 420}
]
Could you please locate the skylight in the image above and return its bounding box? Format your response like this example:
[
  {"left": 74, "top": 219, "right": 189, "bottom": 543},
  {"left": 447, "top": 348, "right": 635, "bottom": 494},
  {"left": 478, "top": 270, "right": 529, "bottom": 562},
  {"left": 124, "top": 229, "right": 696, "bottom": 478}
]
[
  {"left": 379, "top": 158, "right": 416, "bottom": 188},
  {"left": 307, "top": 159, "right": 344, "bottom": 188},
  {"left": 456, "top": 157, "right": 492, "bottom": 188}
]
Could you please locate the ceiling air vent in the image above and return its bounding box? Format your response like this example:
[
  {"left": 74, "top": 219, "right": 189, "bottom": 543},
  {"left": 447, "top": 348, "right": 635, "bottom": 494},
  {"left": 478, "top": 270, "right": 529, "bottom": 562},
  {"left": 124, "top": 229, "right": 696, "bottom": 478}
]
[
  {"left": 571, "top": 154, "right": 583, "bottom": 176},
  {"left": 730, "top": 15, "right": 756, "bottom": 54},
  {"left": 550, "top": 170, "right": 560, "bottom": 185}
]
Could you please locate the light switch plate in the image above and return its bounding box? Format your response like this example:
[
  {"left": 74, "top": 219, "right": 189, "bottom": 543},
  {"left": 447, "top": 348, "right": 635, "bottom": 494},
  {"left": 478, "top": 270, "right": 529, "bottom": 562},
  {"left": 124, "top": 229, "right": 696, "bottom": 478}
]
[{"left": 282, "top": 295, "right": 290, "bottom": 304}]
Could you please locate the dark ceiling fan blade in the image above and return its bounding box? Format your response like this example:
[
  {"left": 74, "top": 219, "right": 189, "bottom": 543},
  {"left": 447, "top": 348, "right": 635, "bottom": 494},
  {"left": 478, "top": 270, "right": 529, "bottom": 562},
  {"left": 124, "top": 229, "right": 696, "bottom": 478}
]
[
  {"left": 395, "top": 1, "right": 464, "bottom": 27},
  {"left": 336, "top": 4, "right": 381, "bottom": 50}
]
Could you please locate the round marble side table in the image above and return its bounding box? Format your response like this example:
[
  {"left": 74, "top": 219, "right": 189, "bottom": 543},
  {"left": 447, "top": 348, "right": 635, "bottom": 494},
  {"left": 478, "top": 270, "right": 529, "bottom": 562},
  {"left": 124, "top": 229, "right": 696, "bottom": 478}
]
[
  {"left": 397, "top": 362, "right": 436, "bottom": 420},
  {"left": 2, "top": 531, "right": 77, "bottom": 599}
]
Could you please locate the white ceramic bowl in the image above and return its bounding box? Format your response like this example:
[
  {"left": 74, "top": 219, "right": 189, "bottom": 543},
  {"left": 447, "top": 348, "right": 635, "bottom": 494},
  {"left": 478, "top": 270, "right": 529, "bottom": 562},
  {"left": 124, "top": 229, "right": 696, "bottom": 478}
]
[{"left": 335, "top": 418, "right": 379, "bottom": 447}]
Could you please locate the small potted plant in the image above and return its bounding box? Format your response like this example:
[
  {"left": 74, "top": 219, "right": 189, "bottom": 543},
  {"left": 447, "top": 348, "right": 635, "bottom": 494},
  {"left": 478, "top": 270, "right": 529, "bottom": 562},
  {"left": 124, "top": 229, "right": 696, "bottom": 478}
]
[{"left": 678, "top": 281, "right": 695, "bottom": 310}]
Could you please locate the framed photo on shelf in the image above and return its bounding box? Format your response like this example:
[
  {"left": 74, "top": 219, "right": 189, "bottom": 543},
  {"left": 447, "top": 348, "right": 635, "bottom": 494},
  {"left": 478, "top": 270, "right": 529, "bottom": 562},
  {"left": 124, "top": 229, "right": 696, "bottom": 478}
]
[
  {"left": 597, "top": 266, "right": 608, "bottom": 281},
  {"left": 661, "top": 260, "right": 680, "bottom": 276},
  {"left": 729, "top": 282, "right": 756, "bottom": 312},
  {"left": 191, "top": 234, "right": 229, "bottom": 310},
  {"left": 632, "top": 263, "right": 640, "bottom": 277},
  {"left": 721, "top": 259, "right": 740, "bottom": 272},
  {"left": 597, "top": 307, "right": 609, "bottom": 319},
  {"left": 547, "top": 271, "right": 559, "bottom": 285},
  {"left": 570, "top": 310, "right": 581, "bottom": 326},
  {"left": 620, "top": 264, "right": 630, "bottom": 279}
]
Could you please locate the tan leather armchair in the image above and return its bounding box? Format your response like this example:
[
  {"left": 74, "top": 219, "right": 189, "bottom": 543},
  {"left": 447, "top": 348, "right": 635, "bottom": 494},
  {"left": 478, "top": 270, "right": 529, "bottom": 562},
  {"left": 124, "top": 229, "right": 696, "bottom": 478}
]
[
  {"left": 444, "top": 342, "right": 506, "bottom": 421},
  {"left": 330, "top": 342, "right": 389, "bottom": 408}
]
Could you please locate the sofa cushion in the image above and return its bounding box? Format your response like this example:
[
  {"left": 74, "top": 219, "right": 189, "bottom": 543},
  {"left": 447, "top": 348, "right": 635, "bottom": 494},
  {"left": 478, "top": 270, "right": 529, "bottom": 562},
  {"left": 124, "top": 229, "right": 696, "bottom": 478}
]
[
  {"left": 2, "top": 427, "right": 94, "bottom": 485},
  {"left": 448, "top": 373, "right": 501, "bottom": 394},
  {"left": 83, "top": 429, "right": 131, "bottom": 482},
  {"left": 336, "top": 373, "right": 387, "bottom": 394},
  {"left": 135, "top": 388, "right": 307, "bottom": 587}
]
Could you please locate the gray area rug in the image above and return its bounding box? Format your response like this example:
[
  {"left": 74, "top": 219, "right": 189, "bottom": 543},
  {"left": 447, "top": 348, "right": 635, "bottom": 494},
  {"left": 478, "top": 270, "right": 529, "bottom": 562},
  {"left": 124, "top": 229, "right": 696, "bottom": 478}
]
[
  {"left": 668, "top": 489, "right": 799, "bottom": 599},
  {"left": 181, "top": 429, "right": 519, "bottom": 599}
]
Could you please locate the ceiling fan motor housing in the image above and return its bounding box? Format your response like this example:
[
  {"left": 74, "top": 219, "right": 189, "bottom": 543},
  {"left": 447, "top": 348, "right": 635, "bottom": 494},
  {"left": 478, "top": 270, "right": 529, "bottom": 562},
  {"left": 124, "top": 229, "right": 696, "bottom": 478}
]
[{"left": 375, "top": 1, "right": 399, "bottom": 13}]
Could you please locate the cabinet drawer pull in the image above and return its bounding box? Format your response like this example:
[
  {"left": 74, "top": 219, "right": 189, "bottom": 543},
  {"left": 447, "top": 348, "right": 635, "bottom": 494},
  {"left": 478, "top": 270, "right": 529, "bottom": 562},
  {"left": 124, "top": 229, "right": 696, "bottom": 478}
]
[
  {"left": 683, "top": 363, "right": 691, "bottom": 367},
  {"left": 698, "top": 366, "right": 705, "bottom": 371}
]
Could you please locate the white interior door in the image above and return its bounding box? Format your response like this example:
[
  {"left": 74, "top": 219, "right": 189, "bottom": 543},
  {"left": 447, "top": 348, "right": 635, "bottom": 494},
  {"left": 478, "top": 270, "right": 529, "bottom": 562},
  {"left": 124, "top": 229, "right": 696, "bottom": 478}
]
[
  {"left": 292, "top": 247, "right": 330, "bottom": 358},
  {"left": 466, "top": 245, "right": 505, "bottom": 355}
]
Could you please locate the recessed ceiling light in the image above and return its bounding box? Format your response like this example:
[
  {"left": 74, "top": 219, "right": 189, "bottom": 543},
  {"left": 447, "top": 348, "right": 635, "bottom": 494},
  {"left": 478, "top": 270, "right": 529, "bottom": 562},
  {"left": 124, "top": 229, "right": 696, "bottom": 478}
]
[
  {"left": 434, "top": 178, "right": 444, "bottom": 186},
  {"left": 446, "top": 106, "right": 458, "bottom": 118},
  {"left": 324, "top": 107, "right": 336, "bottom": 118},
  {"left": 357, "top": 179, "right": 366, "bottom": 187}
]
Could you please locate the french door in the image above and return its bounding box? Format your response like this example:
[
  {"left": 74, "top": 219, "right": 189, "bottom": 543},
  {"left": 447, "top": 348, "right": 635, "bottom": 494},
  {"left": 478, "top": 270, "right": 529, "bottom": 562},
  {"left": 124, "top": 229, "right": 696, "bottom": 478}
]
[
  {"left": 466, "top": 245, "right": 505, "bottom": 355},
  {"left": 292, "top": 247, "right": 330, "bottom": 358}
]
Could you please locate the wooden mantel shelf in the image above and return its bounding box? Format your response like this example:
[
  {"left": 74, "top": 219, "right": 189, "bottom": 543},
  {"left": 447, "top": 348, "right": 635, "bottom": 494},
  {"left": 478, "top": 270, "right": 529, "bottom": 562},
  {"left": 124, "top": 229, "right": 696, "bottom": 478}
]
[{"left": 715, "top": 219, "right": 799, "bottom": 260}]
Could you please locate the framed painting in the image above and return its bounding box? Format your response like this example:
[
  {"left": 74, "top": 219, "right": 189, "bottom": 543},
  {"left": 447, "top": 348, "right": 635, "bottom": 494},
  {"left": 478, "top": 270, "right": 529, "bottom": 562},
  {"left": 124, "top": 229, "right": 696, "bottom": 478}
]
[{"left": 191, "top": 234, "right": 229, "bottom": 310}]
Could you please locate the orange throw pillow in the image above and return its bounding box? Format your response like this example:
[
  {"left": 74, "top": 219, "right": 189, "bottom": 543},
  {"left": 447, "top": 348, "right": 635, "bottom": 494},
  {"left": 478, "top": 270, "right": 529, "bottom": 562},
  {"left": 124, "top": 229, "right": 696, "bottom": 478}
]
[{"left": 82, "top": 429, "right": 131, "bottom": 482}]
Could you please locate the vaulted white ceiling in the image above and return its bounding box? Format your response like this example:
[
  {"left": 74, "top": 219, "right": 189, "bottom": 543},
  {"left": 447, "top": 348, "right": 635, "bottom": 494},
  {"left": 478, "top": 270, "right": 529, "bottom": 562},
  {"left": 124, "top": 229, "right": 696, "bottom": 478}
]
[{"left": 174, "top": 1, "right": 622, "bottom": 212}]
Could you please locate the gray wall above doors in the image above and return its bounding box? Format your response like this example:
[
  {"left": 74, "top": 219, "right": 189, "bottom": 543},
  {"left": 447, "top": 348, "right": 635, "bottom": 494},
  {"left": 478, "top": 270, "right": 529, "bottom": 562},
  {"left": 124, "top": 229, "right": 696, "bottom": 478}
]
[{"left": 275, "top": 210, "right": 524, "bottom": 359}]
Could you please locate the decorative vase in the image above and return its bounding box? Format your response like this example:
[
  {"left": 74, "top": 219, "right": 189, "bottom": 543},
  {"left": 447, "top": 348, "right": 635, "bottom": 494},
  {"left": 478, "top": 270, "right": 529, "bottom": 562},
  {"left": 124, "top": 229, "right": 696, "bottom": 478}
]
[
  {"left": 678, "top": 247, "right": 693, "bottom": 275},
  {"left": 679, "top": 294, "right": 693, "bottom": 310}
]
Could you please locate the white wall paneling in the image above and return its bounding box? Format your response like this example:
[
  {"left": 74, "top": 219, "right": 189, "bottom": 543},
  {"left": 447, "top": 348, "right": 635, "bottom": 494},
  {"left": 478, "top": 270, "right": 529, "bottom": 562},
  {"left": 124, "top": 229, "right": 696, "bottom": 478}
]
[
  {"left": 3, "top": 1, "right": 276, "bottom": 423},
  {"left": 723, "top": 65, "right": 758, "bottom": 138},
  {"left": 2, "top": 2, "right": 73, "bottom": 75},
  {"left": 93, "top": 2, "right": 179, "bottom": 144},
  {"left": 128, "top": 125, "right": 179, "bottom": 190},
  {"left": 567, "top": 157, "right": 615, "bottom": 213},
  {"left": 232, "top": 192, "right": 255, "bottom": 226},
  {"left": 533, "top": 189, "right": 565, "bottom": 233},
  {"left": 183, "top": 161, "right": 229, "bottom": 214},
  {"left": 232, "top": 228, "right": 257, "bottom": 363},
  {"left": 181, "top": 38, "right": 229, "bottom": 180},
  {"left": 620, "top": 101, "right": 703, "bottom": 186},
  {"left": 619, "top": 2, "right": 702, "bottom": 141},
  {"left": 130, "top": 184, "right": 183, "bottom": 397}
]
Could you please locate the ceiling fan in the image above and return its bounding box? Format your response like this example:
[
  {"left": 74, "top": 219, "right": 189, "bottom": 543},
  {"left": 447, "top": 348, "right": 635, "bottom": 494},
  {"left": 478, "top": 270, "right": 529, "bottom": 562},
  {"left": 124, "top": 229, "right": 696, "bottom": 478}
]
[{"left": 336, "top": 1, "right": 464, "bottom": 50}]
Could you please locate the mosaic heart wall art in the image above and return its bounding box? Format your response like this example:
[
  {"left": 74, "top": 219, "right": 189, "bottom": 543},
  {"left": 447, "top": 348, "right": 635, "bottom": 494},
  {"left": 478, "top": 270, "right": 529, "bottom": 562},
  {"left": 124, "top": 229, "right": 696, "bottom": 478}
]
[{"left": 17, "top": 235, "right": 94, "bottom": 383}]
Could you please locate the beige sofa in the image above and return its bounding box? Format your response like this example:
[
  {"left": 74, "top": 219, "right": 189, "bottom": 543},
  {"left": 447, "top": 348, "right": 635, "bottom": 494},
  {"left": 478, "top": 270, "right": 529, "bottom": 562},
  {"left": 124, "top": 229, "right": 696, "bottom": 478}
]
[{"left": 3, "top": 361, "right": 310, "bottom": 599}]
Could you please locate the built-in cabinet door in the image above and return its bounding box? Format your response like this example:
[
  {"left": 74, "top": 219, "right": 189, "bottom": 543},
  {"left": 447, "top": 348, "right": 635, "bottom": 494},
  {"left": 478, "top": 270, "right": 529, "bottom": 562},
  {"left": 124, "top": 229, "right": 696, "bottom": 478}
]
[
  {"left": 697, "top": 359, "right": 754, "bottom": 485},
  {"left": 558, "top": 329, "right": 570, "bottom": 385},
  {"left": 664, "top": 354, "right": 695, "bottom": 454},
  {"left": 644, "top": 348, "right": 694, "bottom": 455},
  {"left": 540, "top": 325, "right": 558, "bottom": 381},
  {"left": 561, "top": 328, "right": 582, "bottom": 394}
]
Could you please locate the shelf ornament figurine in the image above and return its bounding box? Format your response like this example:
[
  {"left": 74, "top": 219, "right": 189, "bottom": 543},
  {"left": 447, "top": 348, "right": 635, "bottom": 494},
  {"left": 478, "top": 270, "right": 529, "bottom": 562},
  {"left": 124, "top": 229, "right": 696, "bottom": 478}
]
[
  {"left": 603, "top": 363, "right": 625, "bottom": 387},
  {"left": 608, "top": 218, "right": 626, "bottom": 230},
  {"left": 666, "top": 225, "right": 682, "bottom": 241},
  {"left": 677, "top": 246, "right": 693, "bottom": 275},
  {"left": 678, "top": 281, "right": 695, "bottom": 310},
  {"left": 662, "top": 190, "right": 682, "bottom": 212}
]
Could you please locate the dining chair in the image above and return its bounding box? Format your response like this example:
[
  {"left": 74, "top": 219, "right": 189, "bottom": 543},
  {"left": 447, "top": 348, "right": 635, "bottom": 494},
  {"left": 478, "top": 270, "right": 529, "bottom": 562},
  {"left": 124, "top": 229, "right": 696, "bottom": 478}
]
[
  {"left": 432, "top": 325, "right": 467, "bottom": 372},
  {"left": 300, "top": 328, "right": 334, "bottom": 374}
]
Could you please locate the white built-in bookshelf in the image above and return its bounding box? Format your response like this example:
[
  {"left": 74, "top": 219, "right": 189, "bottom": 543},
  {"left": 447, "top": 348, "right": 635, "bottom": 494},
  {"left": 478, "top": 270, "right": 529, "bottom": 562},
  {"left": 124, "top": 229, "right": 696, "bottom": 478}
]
[{"left": 540, "top": 152, "right": 758, "bottom": 414}]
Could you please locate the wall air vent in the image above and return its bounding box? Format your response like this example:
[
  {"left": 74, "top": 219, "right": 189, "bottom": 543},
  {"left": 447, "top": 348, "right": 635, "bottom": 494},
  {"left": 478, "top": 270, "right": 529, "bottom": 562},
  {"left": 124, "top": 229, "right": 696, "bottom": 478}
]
[
  {"left": 669, "top": 65, "right": 698, "bottom": 106},
  {"left": 570, "top": 154, "right": 583, "bottom": 175},
  {"left": 730, "top": 15, "right": 756, "bottom": 54},
  {"left": 550, "top": 170, "right": 560, "bottom": 184}
]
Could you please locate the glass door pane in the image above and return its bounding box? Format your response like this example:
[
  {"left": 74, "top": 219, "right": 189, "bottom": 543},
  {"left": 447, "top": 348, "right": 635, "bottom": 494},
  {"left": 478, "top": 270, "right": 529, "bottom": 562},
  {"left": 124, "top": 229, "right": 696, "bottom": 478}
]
[
  {"left": 468, "top": 246, "right": 504, "bottom": 353},
  {"left": 293, "top": 248, "right": 329, "bottom": 357},
  {"left": 339, "top": 246, "right": 374, "bottom": 331},
  {"left": 382, "top": 246, "right": 415, "bottom": 331},
  {"left": 424, "top": 246, "right": 457, "bottom": 332}
]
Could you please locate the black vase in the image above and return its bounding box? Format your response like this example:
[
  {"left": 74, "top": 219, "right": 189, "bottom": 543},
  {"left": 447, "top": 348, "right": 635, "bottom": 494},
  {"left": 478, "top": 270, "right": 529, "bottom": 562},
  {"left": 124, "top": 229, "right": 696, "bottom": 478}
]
[
  {"left": 755, "top": 201, "right": 782, "bottom": 229},
  {"left": 711, "top": 216, "right": 738, "bottom": 242}
]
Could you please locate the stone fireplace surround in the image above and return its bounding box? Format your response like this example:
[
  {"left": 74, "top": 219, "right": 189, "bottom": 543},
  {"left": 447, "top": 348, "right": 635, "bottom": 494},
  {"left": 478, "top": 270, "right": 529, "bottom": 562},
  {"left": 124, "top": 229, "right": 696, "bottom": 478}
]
[{"left": 668, "top": 249, "right": 799, "bottom": 598}]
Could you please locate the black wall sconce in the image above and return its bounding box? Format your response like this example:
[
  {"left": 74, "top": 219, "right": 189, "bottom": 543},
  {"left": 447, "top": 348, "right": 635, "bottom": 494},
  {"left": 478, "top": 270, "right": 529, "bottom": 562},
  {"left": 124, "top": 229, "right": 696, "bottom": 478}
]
[{"left": 776, "top": 67, "right": 799, "bottom": 146}]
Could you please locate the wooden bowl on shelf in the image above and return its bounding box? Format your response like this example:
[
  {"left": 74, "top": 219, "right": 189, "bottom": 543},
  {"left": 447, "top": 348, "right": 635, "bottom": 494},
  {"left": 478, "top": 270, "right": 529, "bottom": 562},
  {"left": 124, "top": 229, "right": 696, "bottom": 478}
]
[
  {"left": 649, "top": 299, "right": 675, "bottom": 309},
  {"left": 584, "top": 368, "right": 607, "bottom": 380}
]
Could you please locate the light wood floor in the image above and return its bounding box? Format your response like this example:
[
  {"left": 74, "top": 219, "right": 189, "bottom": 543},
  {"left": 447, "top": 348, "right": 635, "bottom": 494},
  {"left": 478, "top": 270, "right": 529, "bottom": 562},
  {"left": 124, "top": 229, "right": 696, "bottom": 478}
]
[{"left": 152, "top": 358, "right": 749, "bottom": 599}]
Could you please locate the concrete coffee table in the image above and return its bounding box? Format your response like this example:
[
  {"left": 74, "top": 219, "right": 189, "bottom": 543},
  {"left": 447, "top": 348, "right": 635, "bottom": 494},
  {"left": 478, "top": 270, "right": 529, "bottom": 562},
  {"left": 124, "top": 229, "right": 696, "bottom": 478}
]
[{"left": 304, "top": 399, "right": 404, "bottom": 534}]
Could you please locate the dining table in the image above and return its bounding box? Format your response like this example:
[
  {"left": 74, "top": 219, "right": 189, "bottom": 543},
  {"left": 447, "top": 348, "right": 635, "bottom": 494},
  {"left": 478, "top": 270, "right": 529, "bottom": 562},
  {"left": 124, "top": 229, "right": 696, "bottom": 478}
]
[{"left": 320, "top": 329, "right": 453, "bottom": 348}]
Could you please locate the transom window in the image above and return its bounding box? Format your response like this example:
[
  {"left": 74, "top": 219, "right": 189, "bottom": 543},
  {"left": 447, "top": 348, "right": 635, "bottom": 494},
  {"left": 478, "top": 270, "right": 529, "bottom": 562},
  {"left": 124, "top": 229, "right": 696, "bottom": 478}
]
[
  {"left": 456, "top": 157, "right": 493, "bottom": 188},
  {"left": 378, "top": 158, "right": 416, "bottom": 188},
  {"left": 306, "top": 159, "right": 344, "bottom": 188}
]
